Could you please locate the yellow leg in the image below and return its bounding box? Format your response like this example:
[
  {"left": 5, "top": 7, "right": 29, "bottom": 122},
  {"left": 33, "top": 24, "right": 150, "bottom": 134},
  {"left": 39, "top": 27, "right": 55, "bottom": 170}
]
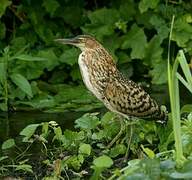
[
  {"left": 107, "top": 118, "right": 125, "bottom": 148},
  {"left": 124, "top": 123, "right": 134, "bottom": 160}
]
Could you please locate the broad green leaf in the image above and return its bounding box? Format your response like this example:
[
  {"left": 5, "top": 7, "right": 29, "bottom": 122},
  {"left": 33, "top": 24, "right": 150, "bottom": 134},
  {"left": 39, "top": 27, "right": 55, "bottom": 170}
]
[
  {"left": 144, "top": 35, "right": 163, "bottom": 66},
  {"left": 20, "top": 124, "right": 40, "bottom": 140},
  {"left": 10, "top": 73, "right": 33, "bottom": 97},
  {"left": 93, "top": 155, "right": 113, "bottom": 168},
  {"left": 88, "top": 8, "right": 119, "bottom": 25},
  {"left": 181, "top": 104, "right": 192, "bottom": 113},
  {"left": 121, "top": 24, "right": 147, "bottom": 59},
  {"left": 149, "top": 60, "right": 167, "bottom": 84},
  {"left": 139, "top": 0, "right": 159, "bottom": 13},
  {"left": 82, "top": 8, "right": 120, "bottom": 39},
  {"left": 0, "top": 0, "right": 11, "bottom": 17},
  {"left": 2, "top": 139, "right": 15, "bottom": 150},
  {"left": 79, "top": 143, "right": 91, "bottom": 156},
  {"left": 59, "top": 48, "right": 79, "bottom": 66},
  {"left": 172, "top": 17, "right": 192, "bottom": 47},
  {"left": 14, "top": 54, "right": 47, "bottom": 61},
  {"left": 75, "top": 113, "right": 100, "bottom": 130},
  {"left": 149, "top": 15, "right": 169, "bottom": 41}
]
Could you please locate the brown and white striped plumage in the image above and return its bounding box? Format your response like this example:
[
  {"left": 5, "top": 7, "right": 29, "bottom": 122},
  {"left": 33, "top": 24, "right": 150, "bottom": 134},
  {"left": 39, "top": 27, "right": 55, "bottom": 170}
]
[{"left": 55, "top": 35, "right": 167, "bottom": 123}]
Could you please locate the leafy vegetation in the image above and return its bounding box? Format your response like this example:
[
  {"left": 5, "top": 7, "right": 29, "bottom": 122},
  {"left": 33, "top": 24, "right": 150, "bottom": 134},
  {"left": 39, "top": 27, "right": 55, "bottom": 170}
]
[{"left": 0, "top": 0, "right": 192, "bottom": 179}]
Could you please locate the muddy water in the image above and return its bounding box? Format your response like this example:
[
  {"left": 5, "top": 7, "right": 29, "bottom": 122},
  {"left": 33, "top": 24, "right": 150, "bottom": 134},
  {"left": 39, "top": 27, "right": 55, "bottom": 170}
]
[{"left": 0, "top": 111, "right": 85, "bottom": 144}]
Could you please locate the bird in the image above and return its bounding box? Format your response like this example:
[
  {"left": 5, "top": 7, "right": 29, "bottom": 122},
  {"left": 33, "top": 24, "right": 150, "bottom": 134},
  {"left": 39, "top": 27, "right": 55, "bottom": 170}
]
[
  {"left": 55, "top": 35, "right": 167, "bottom": 151},
  {"left": 55, "top": 35, "right": 167, "bottom": 123}
]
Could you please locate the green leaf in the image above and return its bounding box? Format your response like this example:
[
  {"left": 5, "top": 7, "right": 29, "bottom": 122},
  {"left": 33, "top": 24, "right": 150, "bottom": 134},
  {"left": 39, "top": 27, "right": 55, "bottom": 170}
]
[
  {"left": 14, "top": 54, "right": 47, "bottom": 61},
  {"left": 42, "top": 0, "right": 59, "bottom": 16},
  {"left": 144, "top": 35, "right": 163, "bottom": 66},
  {"left": 10, "top": 73, "right": 33, "bottom": 97},
  {"left": 75, "top": 113, "right": 100, "bottom": 130},
  {"left": 53, "top": 127, "right": 63, "bottom": 142},
  {"left": 64, "top": 155, "right": 84, "bottom": 171},
  {"left": 63, "top": 130, "right": 85, "bottom": 149},
  {"left": 20, "top": 124, "right": 40, "bottom": 141},
  {"left": 2, "top": 139, "right": 15, "bottom": 150},
  {"left": 59, "top": 48, "right": 79, "bottom": 66},
  {"left": 88, "top": 8, "right": 119, "bottom": 26},
  {"left": 0, "top": 156, "right": 8, "bottom": 162},
  {"left": 121, "top": 24, "right": 147, "bottom": 59},
  {"left": 181, "top": 104, "right": 192, "bottom": 113},
  {"left": 149, "top": 15, "right": 169, "bottom": 41},
  {"left": 82, "top": 8, "right": 120, "bottom": 39},
  {"left": 141, "top": 145, "right": 155, "bottom": 158},
  {"left": 0, "top": 0, "right": 11, "bottom": 17},
  {"left": 15, "top": 164, "right": 33, "bottom": 173},
  {"left": 0, "top": 62, "right": 6, "bottom": 83},
  {"left": 93, "top": 155, "right": 113, "bottom": 168},
  {"left": 172, "top": 16, "right": 192, "bottom": 47},
  {"left": 79, "top": 143, "right": 91, "bottom": 156},
  {"left": 109, "top": 144, "right": 126, "bottom": 158},
  {"left": 149, "top": 60, "right": 167, "bottom": 84},
  {"left": 170, "top": 172, "right": 192, "bottom": 179},
  {"left": 139, "top": 0, "right": 159, "bottom": 13}
]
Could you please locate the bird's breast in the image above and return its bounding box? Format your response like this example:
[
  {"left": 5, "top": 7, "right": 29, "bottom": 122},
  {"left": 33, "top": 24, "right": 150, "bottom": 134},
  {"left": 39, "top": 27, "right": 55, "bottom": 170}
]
[{"left": 78, "top": 52, "right": 103, "bottom": 101}]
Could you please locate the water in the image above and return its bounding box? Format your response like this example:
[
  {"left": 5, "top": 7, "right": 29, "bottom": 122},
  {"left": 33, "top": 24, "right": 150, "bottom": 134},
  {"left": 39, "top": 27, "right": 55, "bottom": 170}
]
[{"left": 0, "top": 111, "right": 85, "bottom": 144}]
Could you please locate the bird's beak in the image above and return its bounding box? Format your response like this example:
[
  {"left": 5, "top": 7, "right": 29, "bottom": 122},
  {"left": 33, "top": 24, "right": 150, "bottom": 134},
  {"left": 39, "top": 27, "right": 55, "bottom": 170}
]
[{"left": 54, "top": 38, "right": 80, "bottom": 45}]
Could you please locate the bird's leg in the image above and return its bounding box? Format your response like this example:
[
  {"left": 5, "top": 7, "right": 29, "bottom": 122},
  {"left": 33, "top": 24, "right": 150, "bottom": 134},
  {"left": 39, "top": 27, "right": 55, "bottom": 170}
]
[
  {"left": 121, "top": 117, "right": 138, "bottom": 161},
  {"left": 124, "top": 123, "right": 134, "bottom": 160},
  {"left": 107, "top": 115, "right": 125, "bottom": 148}
]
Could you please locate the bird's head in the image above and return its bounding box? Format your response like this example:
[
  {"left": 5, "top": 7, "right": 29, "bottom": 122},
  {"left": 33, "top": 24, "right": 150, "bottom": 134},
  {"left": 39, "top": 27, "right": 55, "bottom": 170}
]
[{"left": 55, "top": 35, "right": 100, "bottom": 51}]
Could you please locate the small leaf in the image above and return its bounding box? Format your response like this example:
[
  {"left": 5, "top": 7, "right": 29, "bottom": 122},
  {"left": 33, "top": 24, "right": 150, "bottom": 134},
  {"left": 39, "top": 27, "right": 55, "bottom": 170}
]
[
  {"left": 15, "top": 164, "right": 33, "bottom": 173},
  {"left": 109, "top": 144, "right": 126, "bottom": 158},
  {"left": 20, "top": 124, "right": 40, "bottom": 140},
  {"left": 2, "top": 139, "right": 15, "bottom": 150},
  {"left": 93, "top": 155, "right": 113, "bottom": 168},
  {"left": 75, "top": 113, "right": 100, "bottom": 130},
  {"left": 10, "top": 73, "right": 33, "bottom": 97},
  {"left": 141, "top": 145, "right": 155, "bottom": 158},
  {"left": 79, "top": 143, "right": 92, "bottom": 156},
  {"left": 139, "top": 0, "right": 159, "bottom": 13},
  {"left": 53, "top": 127, "right": 63, "bottom": 141}
]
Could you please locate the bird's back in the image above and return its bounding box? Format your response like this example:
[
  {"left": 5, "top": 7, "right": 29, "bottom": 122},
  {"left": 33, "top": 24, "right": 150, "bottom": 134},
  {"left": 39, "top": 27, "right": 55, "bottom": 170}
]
[{"left": 103, "top": 73, "right": 167, "bottom": 122}]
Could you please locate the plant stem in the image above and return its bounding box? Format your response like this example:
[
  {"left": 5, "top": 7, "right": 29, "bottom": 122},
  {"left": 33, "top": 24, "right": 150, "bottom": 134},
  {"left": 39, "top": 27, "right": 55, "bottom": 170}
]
[{"left": 168, "top": 15, "right": 186, "bottom": 166}]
